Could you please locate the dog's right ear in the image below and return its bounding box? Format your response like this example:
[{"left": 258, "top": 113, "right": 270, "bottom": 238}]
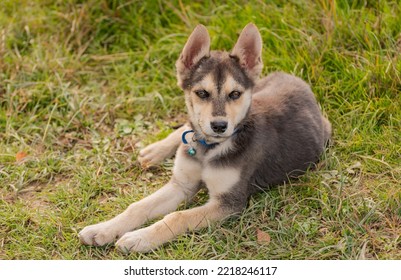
[{"left": 176, "top": 24, "right": 210, "bottom": 88}]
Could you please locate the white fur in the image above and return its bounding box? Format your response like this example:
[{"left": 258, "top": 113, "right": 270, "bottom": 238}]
[
  {"left": 79, "top": 145, "right": 202, "bottom": 247},
  {"left": 202, "top": 165, "right": 241, "bottom": 196}
]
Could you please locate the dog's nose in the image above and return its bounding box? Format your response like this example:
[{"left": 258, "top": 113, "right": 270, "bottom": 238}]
[{"left": 210, "top": 121, "right": 228, "bottom": 134}]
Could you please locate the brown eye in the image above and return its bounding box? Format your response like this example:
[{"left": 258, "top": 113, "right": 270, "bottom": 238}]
[
  {"left": 195, "top": 90, "right": 210, "bottom": 99},
  {"left": 229, "top": 90, "right": 242, "bottom": 100}
]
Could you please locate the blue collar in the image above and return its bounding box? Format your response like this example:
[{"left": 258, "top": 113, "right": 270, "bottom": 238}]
[
  {"left": 181, "top": 128, "right": 240, "bottom": 157},
  {"left": 182, "top": 130, "right": 216, "bottom": 156},
  {"left": 181, "top": 130, "right": 217, "bottom": 148}
]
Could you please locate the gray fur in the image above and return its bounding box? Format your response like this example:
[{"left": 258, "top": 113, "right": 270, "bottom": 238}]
[
  {"left": 178, "top": 72, "right": 331, "bottom": 213},
  {"left": 215, "top": 72, "right": 331, "bottom": 211},
  {"left": 180, "top": 65, "right": 331, "bottom": 212}
]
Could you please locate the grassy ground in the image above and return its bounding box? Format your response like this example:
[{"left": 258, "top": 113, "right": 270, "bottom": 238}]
[{"left": 1, "top": 0, "right": 400, "bottom": 260}]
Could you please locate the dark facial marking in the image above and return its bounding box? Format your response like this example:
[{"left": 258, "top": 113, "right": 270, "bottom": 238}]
[
  {"left": 227, "top": 55, "right": 254, "bottom": 89},
  {"left": 213, "top": 62, "right": 227, "bottom": 95},
  {"left": 182, "top": 57, "right": 217, "bottom": 89},
  {"left": 212, "top": 98, "right": 226, "bottom": 117},
  {"left": 182, "top": 53, "right": 254, "bottom": 91}
]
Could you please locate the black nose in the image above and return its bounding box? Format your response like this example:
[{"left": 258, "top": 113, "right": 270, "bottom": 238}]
[{"left": 210, "top": 121, "right": 228, "bottom": 133}]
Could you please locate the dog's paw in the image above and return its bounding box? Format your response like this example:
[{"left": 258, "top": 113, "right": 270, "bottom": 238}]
[
  {"left": 115, "top": 229, "right": 155, "bottom": 253},
  {"left": 138, "top": 142, "right": 173, "bottom": 168},
  {"left": 79, "top": 222, "right": 118, "bottom": 246}
]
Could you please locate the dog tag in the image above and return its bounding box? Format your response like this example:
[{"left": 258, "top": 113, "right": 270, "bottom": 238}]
[{"left": 187, "top": 147, "right": 196, "bottom": 156}]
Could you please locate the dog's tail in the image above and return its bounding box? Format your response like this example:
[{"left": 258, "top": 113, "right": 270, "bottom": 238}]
[{"left": 322, "top": 116, "right": 332, "bottom": 145}]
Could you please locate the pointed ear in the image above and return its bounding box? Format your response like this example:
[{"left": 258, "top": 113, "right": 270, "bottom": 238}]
[
  {"left": 231, "top": 23, "right": 263, "bottom": 79},
  {"left": 176, "top": 24, "right": 210, "bottom": 88}
]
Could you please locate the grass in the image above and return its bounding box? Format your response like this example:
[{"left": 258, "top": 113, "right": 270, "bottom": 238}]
[{"left": 0, "top": 0, "right": 400, "bottom": 260}]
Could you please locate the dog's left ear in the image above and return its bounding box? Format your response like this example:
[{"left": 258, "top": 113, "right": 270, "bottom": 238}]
[{"left": 231, "top": 23, "right": 263, "bottom": 80}]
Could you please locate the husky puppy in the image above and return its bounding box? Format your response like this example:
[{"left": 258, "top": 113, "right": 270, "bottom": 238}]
[{"left": 79, "top": 23, "right": 331, "bottom": 253}]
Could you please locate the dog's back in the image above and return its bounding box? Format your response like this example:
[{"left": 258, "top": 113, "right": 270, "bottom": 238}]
[{"left": 253, "top": 72, "right": 331, "bottom": 147}]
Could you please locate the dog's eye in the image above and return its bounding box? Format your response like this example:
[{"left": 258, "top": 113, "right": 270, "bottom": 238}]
[
  {"left": 195, "top": 90, "right": 210, "bottom": 99},
  {"left": 229, "top": 90, "right": 242, "bottom": 100}
]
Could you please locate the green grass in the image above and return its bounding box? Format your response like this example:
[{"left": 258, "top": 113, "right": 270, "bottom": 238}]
[{"left": 1, "top": 0, "right": 401, "bottom": 260}]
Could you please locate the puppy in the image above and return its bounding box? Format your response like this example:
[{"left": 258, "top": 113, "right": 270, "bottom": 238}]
[{"left": 79, "top": 23, "right": 331, "bottom": 253}]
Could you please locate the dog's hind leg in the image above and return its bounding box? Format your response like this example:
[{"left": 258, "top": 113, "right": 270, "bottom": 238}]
[
  {"left": 79, "top": 146, "right": 202, "bottom": 247},
  {"left": 138, "top": 124, "right": 189, "bottom": 168}
]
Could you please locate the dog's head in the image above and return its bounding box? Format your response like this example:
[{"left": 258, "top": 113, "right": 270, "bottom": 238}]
[{"left": 176, "top": 23, "right": 263, "bottom": 144}]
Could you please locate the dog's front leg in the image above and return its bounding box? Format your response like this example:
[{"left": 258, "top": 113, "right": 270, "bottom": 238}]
[
  {"left": 116, "top": 166, "right": 246, "bottom": 253},
  {"left": 79, "top": 146, "right": 202, "bottom": 246},
  {"left": 138, "top": 124, "right": 189, "bottom": 168},
  {"left": 115, "top": 198, "right": 236, "bottom": 253}
]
